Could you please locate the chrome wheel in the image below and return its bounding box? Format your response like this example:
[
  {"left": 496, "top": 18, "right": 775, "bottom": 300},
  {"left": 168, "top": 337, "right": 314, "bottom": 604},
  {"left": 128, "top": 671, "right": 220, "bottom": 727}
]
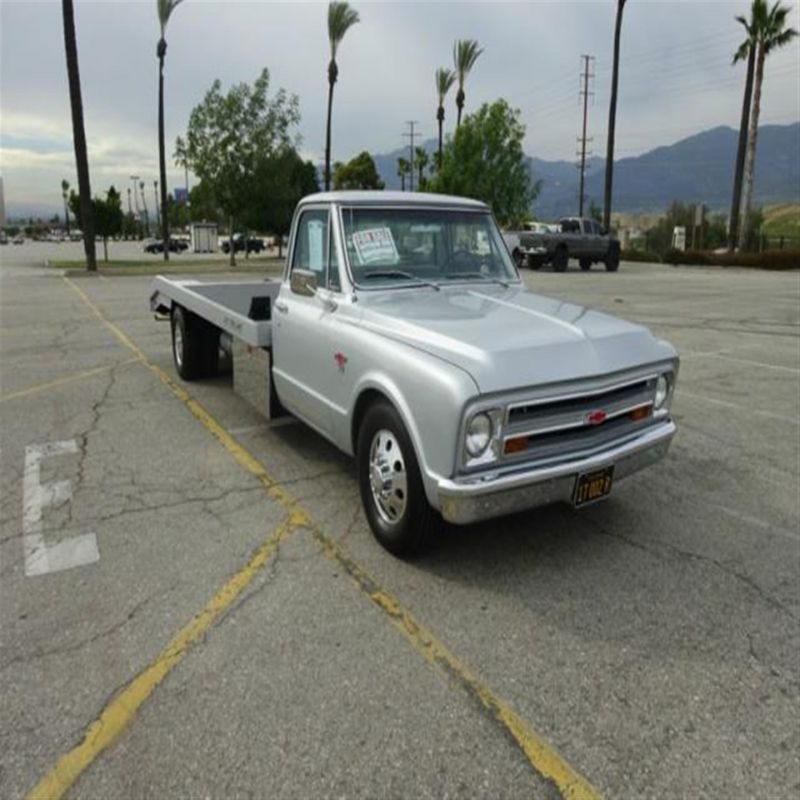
[
  {"left": 368, "top": 429, "right": 407, "bottom": 524},
  {"left": 173, "top": 321, "right": 184, "bottom": 368}
]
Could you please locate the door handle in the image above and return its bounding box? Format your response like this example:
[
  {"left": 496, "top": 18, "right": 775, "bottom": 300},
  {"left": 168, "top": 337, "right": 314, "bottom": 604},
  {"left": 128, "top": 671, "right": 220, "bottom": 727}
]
[{"left": 274, "top": 299, "right": 289, "bottom": 314}]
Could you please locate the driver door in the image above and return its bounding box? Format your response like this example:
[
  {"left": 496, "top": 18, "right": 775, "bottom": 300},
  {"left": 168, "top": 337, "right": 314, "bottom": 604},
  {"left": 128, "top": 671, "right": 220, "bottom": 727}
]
[{"left": 272, "top": 207, "right": 339, "bottom": 437}]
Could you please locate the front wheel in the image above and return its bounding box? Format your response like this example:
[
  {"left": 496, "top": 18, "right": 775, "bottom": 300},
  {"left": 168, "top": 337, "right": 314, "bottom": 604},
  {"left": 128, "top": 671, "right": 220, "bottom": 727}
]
[
  {"left": 553, "top": 247, "right": 568, "bottom": 272},
  {"left": 512, "top": 249, "right": 524, "bottom": 269},
  {"left": 357, "top": 401, "right": 438, "bottom": 556},
  {"left": 605, "top": 246, "right": 620, "bottom": 272}
]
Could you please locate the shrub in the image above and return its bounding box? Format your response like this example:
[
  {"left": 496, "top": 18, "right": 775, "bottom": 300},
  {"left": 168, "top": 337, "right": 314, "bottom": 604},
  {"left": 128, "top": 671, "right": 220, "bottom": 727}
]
[
  {"left": 663, "top": 249, "right": 800, "bottom": 270},
  {"left": 621, "top": 249, "right": 662, "bottom": 263}
]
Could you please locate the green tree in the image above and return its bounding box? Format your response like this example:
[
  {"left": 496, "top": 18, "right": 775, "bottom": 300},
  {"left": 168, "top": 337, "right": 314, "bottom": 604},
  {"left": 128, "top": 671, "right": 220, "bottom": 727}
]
[
  {"left": 69, "top": 186, "right": 124, "bottom": 261},
  {"left": 324, "top": 1, "right": 360, "bottom": 191},
  {"left": 182, "top": 69, "right": 300, "bottom": 264},
  {"left": 603, "top": 0, "right": 628, "bottom": 231},
  {"left": 430, "top": 99, "right": 538, "bottom": 227},
  {"left": 397, "top": 157, "right": 410, "bottom": 191},
  {"left": 333, "top": 151, "right": 384, "bottom": 190},
  {"left": 435, "top": 68, "right": 456, "bottom": 168},
  {"left": 156, "top": 0, "right": 183, "bottom": 262},
  {"left": 61, "top": 0, "right": 96, "bottom": 270},
  {"left": 738, "top": 0, "right": 797, "bottom": 249},
  {"left": 247, "top": 148, "right": 319, "bottom": 257},
  {"left": 729, "top": 8, "right": 758, "bottom": 250},
  {"left": 453, "top": 39, "right": 482, "bottom": 128}
]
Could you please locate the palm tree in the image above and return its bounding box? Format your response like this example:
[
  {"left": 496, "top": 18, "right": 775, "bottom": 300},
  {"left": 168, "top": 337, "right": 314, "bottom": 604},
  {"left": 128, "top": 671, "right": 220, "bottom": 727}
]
[
  {"left": 61, "top": 179, "right": 71, "bottom": 235},
  {"left": 603, "top": 0, "right": 627, "bottom": 232},
  {"left": 729, "top": 10, "right": 758, "bottom": 250},
  {"left": 435, "top": 68, "right": 456, "bottom": 168},
  {"left": 738, "top": 0, "right": 797, "bottom": 250},
  {"left": 61, "top": 0, "right": 96, "bottom": 271},
  {"left": 156, "top": 0, "right": 183, "bottom": 261},
  {"left": 453, "top": 39, "right": 482, "bottom": 128},
  {"left": 325, "top": 1, "right": 360, "bottom": 191},
  {"left": 397, "top": 157, "right": 410, "bottom": 191}
]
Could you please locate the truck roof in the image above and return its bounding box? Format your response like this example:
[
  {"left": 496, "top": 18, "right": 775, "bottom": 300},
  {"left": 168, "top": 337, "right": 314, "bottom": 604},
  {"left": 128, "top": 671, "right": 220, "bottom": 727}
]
[{"left": 299, "top": 190, "right": 489, "bottom": 210}]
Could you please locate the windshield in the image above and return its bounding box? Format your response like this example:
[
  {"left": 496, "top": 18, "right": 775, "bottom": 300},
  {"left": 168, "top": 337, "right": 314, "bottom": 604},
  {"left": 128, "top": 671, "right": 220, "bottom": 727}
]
[{"left": 340, "top": 207, "right": 519, "bottom": 288}]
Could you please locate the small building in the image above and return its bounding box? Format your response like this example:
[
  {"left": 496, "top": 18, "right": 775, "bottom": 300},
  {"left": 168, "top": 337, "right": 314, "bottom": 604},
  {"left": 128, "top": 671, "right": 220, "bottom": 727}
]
[{"left": 190, "top": 222, "right": 218, "bottom": 253}]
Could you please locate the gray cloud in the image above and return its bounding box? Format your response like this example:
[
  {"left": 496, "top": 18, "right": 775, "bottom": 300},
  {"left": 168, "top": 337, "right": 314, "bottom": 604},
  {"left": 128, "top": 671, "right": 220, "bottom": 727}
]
[{"left": 1, "top": 0, "right": 798, "bottom": 214}]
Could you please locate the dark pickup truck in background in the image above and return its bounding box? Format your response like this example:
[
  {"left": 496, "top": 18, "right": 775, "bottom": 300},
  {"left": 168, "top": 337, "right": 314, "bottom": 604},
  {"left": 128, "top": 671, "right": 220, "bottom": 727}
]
[
  {"left": 513, "top": 217, "right": 621, "bottom": 272},
  {"left": 221, "top": 233, "right": 266, "bottom": 254}
]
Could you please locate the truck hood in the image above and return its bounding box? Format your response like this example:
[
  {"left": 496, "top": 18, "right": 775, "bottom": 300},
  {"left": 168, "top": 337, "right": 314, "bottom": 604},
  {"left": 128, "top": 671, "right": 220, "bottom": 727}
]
[{"left": 355, "top": 285, "right": 676, "bottom": 393}]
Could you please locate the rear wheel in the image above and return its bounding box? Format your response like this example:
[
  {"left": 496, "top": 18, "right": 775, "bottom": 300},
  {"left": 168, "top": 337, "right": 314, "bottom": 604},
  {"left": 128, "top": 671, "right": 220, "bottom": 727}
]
[
  {"left": 512, "top": 249, "right": 524, "bottom": 269},
  {"left": 579, "top": 258, "right": 592, "bottom": 271},
  {"left": 171, "top": 306, "right": 219, "bottom": 381},
  {"left": 357, "top": 401, "right": 438, "bottom": 556},
  {"left": 605, "top": 246, "right": 620, "bottom": 272},
  {"left": 553, "top": 247, "right": 568, "bottom": 272}
]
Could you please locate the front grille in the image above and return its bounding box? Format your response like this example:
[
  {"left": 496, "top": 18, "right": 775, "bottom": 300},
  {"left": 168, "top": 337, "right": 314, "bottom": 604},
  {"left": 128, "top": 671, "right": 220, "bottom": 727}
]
[{"left": 503, "top": 376, "right": 658, "bottom": 466}]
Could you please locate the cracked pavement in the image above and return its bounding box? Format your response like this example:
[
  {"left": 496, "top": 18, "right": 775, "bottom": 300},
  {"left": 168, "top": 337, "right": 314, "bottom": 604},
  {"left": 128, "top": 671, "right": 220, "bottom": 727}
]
[{"left": 1, "top": 247, "right": 798, "bottom": 799}]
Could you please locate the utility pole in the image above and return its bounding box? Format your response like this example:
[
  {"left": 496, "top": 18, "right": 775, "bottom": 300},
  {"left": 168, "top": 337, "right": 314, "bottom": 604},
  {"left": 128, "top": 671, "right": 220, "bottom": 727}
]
[
  {"left": 153, "top": 180, "right": 160, "bottom": 236},
  {"left": 403, "top": 121, "right": 419, "bottom": 192},
  {"left": 576, "top": 54, "right": 595, "bottom": 217}
]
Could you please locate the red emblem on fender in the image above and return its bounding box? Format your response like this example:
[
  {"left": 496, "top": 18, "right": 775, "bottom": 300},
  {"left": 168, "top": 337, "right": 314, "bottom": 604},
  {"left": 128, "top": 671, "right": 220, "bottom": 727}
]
[
  {"left": 586, "top": 409, "right": 607, "bottom": 425},
  {"left": 333, "top": 352, "right": 348, "bottom": 369}
]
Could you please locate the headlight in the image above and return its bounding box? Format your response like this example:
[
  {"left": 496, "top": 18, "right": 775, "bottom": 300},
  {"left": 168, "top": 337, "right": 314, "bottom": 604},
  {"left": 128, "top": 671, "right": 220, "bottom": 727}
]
[
  {"left": 465, "top": 412, "right": 492, "bottom": 457},
  {"left": 654, "top": 374, "right": 670, "bottom": 409}
]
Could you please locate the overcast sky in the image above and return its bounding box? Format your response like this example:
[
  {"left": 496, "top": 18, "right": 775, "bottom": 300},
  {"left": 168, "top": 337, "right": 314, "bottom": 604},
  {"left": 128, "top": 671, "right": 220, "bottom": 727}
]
[{"left": 1, "top": 0, "right": 798, "bottom": 216}]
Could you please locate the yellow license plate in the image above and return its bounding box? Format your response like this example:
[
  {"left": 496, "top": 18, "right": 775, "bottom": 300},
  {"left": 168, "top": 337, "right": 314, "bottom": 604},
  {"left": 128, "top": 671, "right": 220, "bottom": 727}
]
[{"left": 573, "top": 466, "right": 614, "bottom": 507}]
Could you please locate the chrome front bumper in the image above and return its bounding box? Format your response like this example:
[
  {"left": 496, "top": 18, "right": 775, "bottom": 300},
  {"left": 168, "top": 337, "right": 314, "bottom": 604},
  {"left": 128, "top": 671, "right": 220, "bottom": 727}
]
[{"left": 437, "top": 420, "right": 676, "bottom": 525}]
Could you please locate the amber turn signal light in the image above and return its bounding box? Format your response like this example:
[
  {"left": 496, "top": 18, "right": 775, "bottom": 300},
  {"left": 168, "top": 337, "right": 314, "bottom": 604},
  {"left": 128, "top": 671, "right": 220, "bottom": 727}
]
[
  {"left": 504, "top": 436, "right": 529, "bottom": 454},
  {"left": 629, "top": 404, "right": 653, "bottom": 422}
]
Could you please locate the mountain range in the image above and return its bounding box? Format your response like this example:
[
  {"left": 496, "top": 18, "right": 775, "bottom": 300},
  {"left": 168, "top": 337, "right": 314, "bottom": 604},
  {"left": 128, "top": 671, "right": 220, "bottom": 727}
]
[{"left": 373, "top": 122, "right": 800, "bottom": 219}]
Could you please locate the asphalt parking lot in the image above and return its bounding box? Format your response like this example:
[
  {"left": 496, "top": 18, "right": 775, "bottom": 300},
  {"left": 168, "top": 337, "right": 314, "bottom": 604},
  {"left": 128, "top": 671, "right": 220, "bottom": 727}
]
[{"left": 1, "top": 243, "right": 798, "bottom": 799}]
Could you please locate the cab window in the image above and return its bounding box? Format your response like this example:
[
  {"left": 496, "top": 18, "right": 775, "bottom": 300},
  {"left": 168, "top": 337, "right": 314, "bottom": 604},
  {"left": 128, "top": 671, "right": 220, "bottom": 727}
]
[{"left": 291, "top": 209, "right": 342, "bottom": 292}]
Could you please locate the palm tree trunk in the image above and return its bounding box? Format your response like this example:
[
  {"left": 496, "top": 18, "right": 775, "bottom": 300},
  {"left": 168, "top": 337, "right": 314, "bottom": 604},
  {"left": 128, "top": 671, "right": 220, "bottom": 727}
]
[
  {"left": 158, "top": 49, "right": 170, "bottom": 261},
  {"left": 603, "top": 0, "right": 627, "bottom": 231},
  {"left": 324, "top": 73, "right": 335, "bottom": 191},
  {"left": 437, "top": 106, "right": 444, "bottom": 169},
  {"left": 738, "top": 45, "right": 765, "bottom": 251},
  {"left": 456, "top": 89, "right": 465, "bottom": 128},
  {"left": 229, "top": 216, "right": 236, "bottom": 267},
  {"left": 728, "top": 47, "right": 754, "bottom": 251},
  {"left": 62, "top": 0, "right": 96, "bottom": 271}
]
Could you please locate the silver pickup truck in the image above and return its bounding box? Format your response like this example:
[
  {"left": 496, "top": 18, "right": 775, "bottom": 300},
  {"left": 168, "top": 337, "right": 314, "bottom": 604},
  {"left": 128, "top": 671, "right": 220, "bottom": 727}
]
[
  {"left": 517, "top": 216, "right": 621, "bottom": 272},
  {"left": 151, "top": 192, "right": 677, "bottom": 556}
]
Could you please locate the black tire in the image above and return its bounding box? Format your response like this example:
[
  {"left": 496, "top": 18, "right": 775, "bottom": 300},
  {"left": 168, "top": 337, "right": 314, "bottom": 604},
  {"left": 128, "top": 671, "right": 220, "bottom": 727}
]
[
  {"left": 357, "top": 400, "right": 438, "bottom": 556},
  {"left": 605, "top": 246, "right": 620, "bottom": 272},
  {"left": 527, "top": 256, "right": 542, "bottom": 270},
  {"left": 512, "top": 249, "right": 524, "bottom": 269},
  {"left": 553, "top": 246, "right": 569, "bottom": 272},
  {"left": 579, "top": 258, "right": 592, "bottom": 271},
  {"left": 171, "top": 306, "right": 219, "bottom": 381}
]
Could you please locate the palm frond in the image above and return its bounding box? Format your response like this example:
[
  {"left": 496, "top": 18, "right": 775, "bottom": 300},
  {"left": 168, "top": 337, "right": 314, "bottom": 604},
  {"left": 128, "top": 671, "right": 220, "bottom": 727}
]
[
  {"left": 328, "top": 1, "right": 360, "bottom": 59},
  {"left": 733, "top": 39, "right": 752, "bottom": 63},
  {"left": 435, "top": 68, "right": 456, "bottom": 104},
  {"left": 453, "top": 39, "right": 483, "bottom": 86},
  {"left": 157, "top": 0, "right": 183, "bottom": 35}
]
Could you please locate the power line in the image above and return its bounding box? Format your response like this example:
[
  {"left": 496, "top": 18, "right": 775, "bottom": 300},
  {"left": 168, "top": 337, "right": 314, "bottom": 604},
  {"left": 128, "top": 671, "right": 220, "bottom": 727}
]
[
  {"left": 402, "top": 121, "right": 419, "bottom": 192},
  {"left": 577, "top": 55, "right": 595, "bottom": 216}
]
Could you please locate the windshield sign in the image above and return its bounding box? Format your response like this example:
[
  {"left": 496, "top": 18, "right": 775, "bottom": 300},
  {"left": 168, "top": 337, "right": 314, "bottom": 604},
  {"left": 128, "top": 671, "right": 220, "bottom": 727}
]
[{"left": 341, "top": 207, "right": 519, "bottom": 288}]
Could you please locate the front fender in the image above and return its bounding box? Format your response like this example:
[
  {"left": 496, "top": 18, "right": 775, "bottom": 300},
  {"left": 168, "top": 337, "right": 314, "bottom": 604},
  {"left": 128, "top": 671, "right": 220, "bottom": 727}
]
[{"left": 347, "top": 355, "right": 479, "bottom": 509}]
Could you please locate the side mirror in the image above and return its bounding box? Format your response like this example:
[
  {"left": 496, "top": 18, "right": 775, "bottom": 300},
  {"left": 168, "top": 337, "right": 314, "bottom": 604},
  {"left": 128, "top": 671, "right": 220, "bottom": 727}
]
[{"left": 290, "top": 268, "right": 318, "bottom": 297}]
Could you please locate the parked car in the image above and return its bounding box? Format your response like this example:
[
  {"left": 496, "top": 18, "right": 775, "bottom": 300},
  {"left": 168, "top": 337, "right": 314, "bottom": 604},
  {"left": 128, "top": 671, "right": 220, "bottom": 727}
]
[
  {"left": 12, "top": 235, "right": 25, "bottom": 245},
  {"left": 221, "top": 233, "right": 265, "bottom": 254},
  {"left": 144, "top": 238, "right": 189, "bottom": 254},
  {"left": 151, "top": 191, "right": 678, "bottom": 557},
  {"left": 516, "top": 217, "right": 621, "bottom": 272}
]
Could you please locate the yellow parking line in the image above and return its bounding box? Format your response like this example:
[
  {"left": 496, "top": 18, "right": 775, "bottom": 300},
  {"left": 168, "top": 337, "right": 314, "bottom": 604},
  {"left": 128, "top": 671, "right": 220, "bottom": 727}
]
[
  {"left": 0, "top": 358, "right": 138, "bottom": 403},
  {"left": 27, "top": 514, "right": 300, "bottom": 800},
  {"left": 312, "top": 530, "right": 601, "bottom": 800},
  {"left": 31, "top": 276, "right": 601, "bottom": 800}
]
